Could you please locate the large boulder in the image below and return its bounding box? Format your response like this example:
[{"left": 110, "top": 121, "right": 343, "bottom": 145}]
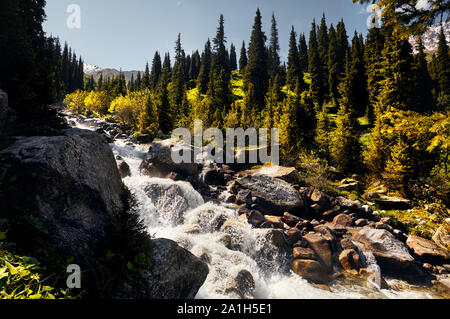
[
  {"left": 353, "top": 228, "right": 428, "bottom": 283},
  {"left": 373, "top": 196, "right": 412, "bottom": 210},
  {"left": 140, "top": 138, "right": 200, "bottom": 178},
  {"left": 142, "top": 179, "right": 204, "bottom": 224},
  {"left": 406, "top": 235, "right": 450, "bottom": 264},
  {"left": 0, "top": 128, "right": 125, "bottom": 257},
  {"left": 303, "top": 233, "right": 334, "bottom": 272},
  {"left": 236, "top": 174, "right": 303, "bottom": 215},
  {"left": 433, "top": 222, "right": 450, "bottom": 252},
  {"left": 140, "top": 238, "right": 209, "bottom": 299},
  {"left": 0, "top": 89, "right": 12, "bottom": 129},
  {"left": 292, "top": 259, "right": 331, "bottom": 284},
  {"left": 238, "top": 165, "right": 298, "bottom": 183}
]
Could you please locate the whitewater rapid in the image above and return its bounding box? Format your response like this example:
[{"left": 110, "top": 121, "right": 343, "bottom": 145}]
[{"left": 73, "top": 118, "right": 438, "bottom": 299}]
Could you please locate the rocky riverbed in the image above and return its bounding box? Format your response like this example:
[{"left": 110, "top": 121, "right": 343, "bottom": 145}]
[{"left": 66, "top": 111, "right": 450, "bottom": 299}]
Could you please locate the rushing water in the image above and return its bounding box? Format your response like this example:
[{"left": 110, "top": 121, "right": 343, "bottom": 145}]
[{"left": 72, "top": 117, "right": 439, "bottom": 299}]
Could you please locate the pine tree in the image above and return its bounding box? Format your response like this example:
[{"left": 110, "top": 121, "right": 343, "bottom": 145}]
[
  {"left": 268, "top": 13, "right": 281, "bottom": 80},
  {"left": 332, "top": 53, "right": 362, "bottom": 173},
  {"left": 318, "top": 14, "right": 329, "bottom": 96},
  {"left": 328, "top": 24, "right": 340, "bottom": 104},
  {"left": 150, "top": 51, "right": 162, "bottom": 89},
  {"left": 239, "top": 41, "right": 248, "bottom": 70},
  {"left": 155, "top": 72, "right": 171, "bottom": 133},
  {"left": 350, "top": 31, "right": 368, "bottom": 117},
  {"left": 97, "top": 74, "right": 104, "bottom": 91},
  {"left": 229, "top": 44, "right": 238, "bottom": 71},
  {"left": 135, "top": 72, "right": 142, "bottom": 91},
  {"left": 240, "top": 82, "right": 259, "bottom": 129},
  {"left": 163, "top": 53, "right": 172, "bottom": 74},
  {"left": 197, "top": 39, "right": 212, "bottom": 94},
  {"left": 286, "top": 27, "right": 305, "bottom": 91},
  {"left": 211, "top": 15, "right": 229, "bottom": 76},
  {"left": 245, "top": 9, "right": 269, "bottom": 111},
  {"left": 142, "top": 62, "right": 151, "bottom": 90},
  {"left": 298, "top": 33, "right": 308, "bottom": 73},
  {"left": 436, "top": 26, "right": 450, "bottom": 110},
  {"left": 315, "top": 103, "right": 331, "bottom": 160},
  {"left": 412, "top": 36, "right": 435, "bottom": 113},
  {"left": 364, "top": 26, "right": 385, "bottom": 125},
  {"left": 336, "top": 19, "right": 349, "bottom": 78},
  {"left": 308, "top": 20, "right": 326, "bottom": 106}
]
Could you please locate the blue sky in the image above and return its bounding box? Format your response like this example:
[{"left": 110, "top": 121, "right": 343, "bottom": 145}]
[{"left": 43, "top": 0, "right": 370, "bottom": 71}]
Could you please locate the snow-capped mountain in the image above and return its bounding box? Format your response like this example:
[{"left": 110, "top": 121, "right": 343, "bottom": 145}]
[
  {"left": 83, "top": 63, "right": 103, "bottom": 74},
  {"left": 410, "top": 21, "right": 450, "bottom": 53}
]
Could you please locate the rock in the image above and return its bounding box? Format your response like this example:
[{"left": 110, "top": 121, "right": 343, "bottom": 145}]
[
  {"left": 335, "top": 197, "right": 362, "bottom": 211},
  {"left": 365, "top": 192, "right": 380, "bottom": 200},
  {"left": 232, "top": 270, "right": 256, "bottom": 298},
  {"left": 339, "top": 249, "right": 361, "bottom": 271},
  {"left": 256, "top": 229, "right": 288, "bottom": 250},
  {"left": 310, "top": 189, "right": 330, "bottom": 208},
  {"left": 293, "top": 247, "right": 317, "bottom": 260},
  {"left": 0, "top": 89, "right": 12, "bottom": 129},
  {"left": 406, "top": 235, "right": 450, "bottom": 264},
  {"left": 143, "top": 180, "right": 204, "bottom": 224},
  {"left": 0, "top": 128, "right": 125, "bottom": 258},
  {"left": 337, "top": 182, "right": 360, "bottom": 192},
  {"left": 140, "top": 138, "right": 200, "bottom": 178},
  {"left": 353, "top": 228, "right": 428, "bottom": 282},
  {"left": 340, "top": 237, "right": 357, "bottom": 250},
  {"left": 375, "top": 222, "right": 394, "bottom": 233},
  {"left": 235, "top": 189, "right": 253, "bottom": 206},
  {"left": 304, "top": 233, "right": 333, "bottom": 272},
  {"left": 293, "top": 259, "right": 331, "bottom": 284},
  {"left": 332, "top": 214, "right": 354, "bottom": 229},
  {"left": 285, "top": 228, "right": 303, "bottom": 243},
  {"left": 264, "top": 216, "right": 284, "bottom": 228},
  {"left": 117, "top": 160, "right": 131, "bottom": 178},
  {"left": 283, "top": 212, "right": 302, "bottom": 226},
  {"left": 435, "top": 276, "right": 450, "bottom": 293},
  {"left": 355, "top": 219, "right": 368, "bottom": 227},
  {"left": 142, "top": 238, "right": 209, "bottom": 299},
  {"left": 236, "top": 175, "right": 303, "bottom": 215},
  {"left": 359, "top": 268, "right": 390, "bottom": 290},
  {"left": 374, "top": 196, "right": 412, "bottom": 210},
  {"left": 199, "top": 167, "right": 225, "bottom": 186},
  {"left": 135, "top": 134, "right": 153, "bottom": 144},
  {"left": 323, "top": 206, "right": 341, "bottom": 219},
  {"left": 239, "top": 165, "right": 298, "bottom": 183},
  {"left": 247, "top": 210, "right": 265, "bottom": 227},
  {"left": 433, "top": 222, "right": 450, "bottom": 251}
]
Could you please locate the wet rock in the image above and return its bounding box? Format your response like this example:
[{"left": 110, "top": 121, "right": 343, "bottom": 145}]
[
  {"left": 117, "top": 159, "right": 131, "bottom": 178},
  {"left": 340, "top": 237, "right": 357, "bottom": 250},
  {"left": 323, "top": 206, "right": 341, "bottom": 219},
  {"left": 359, "top": 268, "right": 390, "bottom": 290},
  {"left": 335, "top": 197, "right": 362, "bottom": 212},
  {"left": 339, "top": 249, "right": 361, "bottom": 271},
  {"left": 293, "top": 247, "right": 317, "bottom": 260},
  {"left": 143, "top": 238, "right": 209, "bottom": 299},
  {"left": 375, "top": 222, "right": 394, "bottom": 233},
  {"left": 337, "top": 182, "right": 360, "bottom": 192},
  {"left": 140, "top": 138, "right": 200, "bottom": 178},
  {"left": 310, "top": 189, "right": 330, "bottom": 208},
  {"left": 283, "top": 212, "right": 302, "bottom": 226},
  {"left": 239, "top": 165, "right": 298, "bottom": 183},
  {"left": 434, "top": 276, "right": 450, "bottom": 294},
  {"left": 237, "top": 175, "right": 303, "bottom": 215},
  {"left": 406, "top": 235, "right": 450, "bottom": 264},
  {"left": 199, "top": 167, "right": 225, "bottom": 186},
  {"left": 235, "top": 189, "right": 253, "bottom": 206},
  {"left": 293, "top": 259, "right": 331, "bottom": 284},
  {"left": 256, "top": 229, "right": 288, "bottom": 250},
  {"left": 264, "top": 216, "right": 284, "bottom": 228},
  {"left": 247, "top": 210, "right": 265, "bottom": 227},
  {"left": 353, "top": 228, "right": 428, "bottom": 283},
  {"left": 304, "top": 233, "right": 333, "bottom": 272},
  {"left": 285, "top": 228, "right": 303, "bottom": 243}
]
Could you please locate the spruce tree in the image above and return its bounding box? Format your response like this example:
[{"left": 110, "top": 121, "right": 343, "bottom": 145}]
[
  {"left": 298, "top": 33, "right": 308, "bottom": 73},
  {"left": 412, "top": 36, "right": 435, "bottom": 113},
  {"left": 197, "top": 39, "right": 212, "bottom": 94},
  {"left": 336, "top": 19, "right": 349, "bottom": 78},
  {"left": 230, "top": 44, "right": 238, "bottom": 71},
  {"left": 436, "top": 26, "right": 450, "bottom": 110},
  {"left": 155, "top": 72, "right": 171, "bottom": 133},
  {"left": 332, "top": 53, "right": 362, "bottom": 173},
  {"left": 142, "top": 62, "right": 151, "bottom": 90},
  {"left": 287, "top": 27, "right": 305, "bottom": 91},
  {"left": 245, "top": 9, "right": 269, "bottom": 111},
  {"left": 328, "top": 24, "right": 340, "bottom": 104},
  {"left": 318, "top": 14, "right": 329, "bottom": 96},
  {"left": 150, "top": 51, "right": 162, "bottom": 89},
  {"left": 308, "top": 20, "right": 326, "bottom": 106},
  {"left": 350, "top": 31, "right": 368, "bottom": 117},
  {"left": 239, "top": 41, "right": 248, "bottom": 70},
  {"left": 315, "top": 103, "right": 331, "bottom": 160},
  {"left": 268, "top": 13, "right": 281, "bottom": 80}
]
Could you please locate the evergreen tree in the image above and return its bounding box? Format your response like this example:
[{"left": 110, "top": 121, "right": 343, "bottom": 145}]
[
  {"left": 336, "top": 19, "right": 349, "bottom": 78},
  {"left": 135, "top": 72, "right": 142, "bottom": 91},
  {"left": 298, "top": 33, "right": 308, "bottom": 73},
  {"left": 229, "top": 44, "right": 238, "bottom": 71},
  {"left": 150, "top": 51, "right": 162, "bottom": 89},
  {"left": 211, "top": 15, "right": 229, "bottom": 76},
  {"left": 97, "top": 74, "right": 104, "bottom": 91},
  {"left": 197, "top": 39, "right": 212, "bottom": 94},
  {"left": 327, "top": 24, "right": 340, "bottom": 104},
  {"left": 239, "top": 41, "right": 248, "bottom": 70},
  {"left": 142, "top": 62, "right": 151, "bottom": 90},
  {"left": 318, "top": 14, "right": 329, "bottom": 96},
  {"left": 245, "top": 9, "right": 269, "bottom": 111},
  {"left": 155, "top": 72, "right": 171, "bottom": 133},
  {"left": 308, "top": 20, "right": 326, "bottom": 106},
  {"left": 163, "top": 53, "right": 172, "bottom": 74},
  {"left": 189, "top": 50, "right": 201, "bottom": 80},
  {"left": 412, "top": 36, "right": 435, "bottom": 113},
  {"left": 350, "top": 31, "right": 368, "bottom": 117},
  {"left": 315, "top": 103, "right": 331, "bottom": 160},
  {"left": 268, "top": 13, "right": 281, "bottom": 79},
  {"left": 286, "top": 27, "right": 305, "bottom": 91},
  {"left": 332, "top": 53, "right": 362, "bottom": 173},
  {"left": 436, "top": 26, "right": 450, "bottom": 110},
  {"left": 364, "top": 26, "right": 385, "bottom": 125}
]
